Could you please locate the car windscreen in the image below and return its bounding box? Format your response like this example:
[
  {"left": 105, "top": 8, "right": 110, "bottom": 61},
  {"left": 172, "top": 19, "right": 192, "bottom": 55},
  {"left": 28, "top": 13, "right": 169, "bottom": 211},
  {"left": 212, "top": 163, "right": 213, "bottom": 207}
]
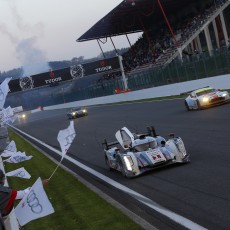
[
  {"left": 134, "top": 141, "right": 156, "bottom": 151},
  {"left": 71, "top": 108, "right": 81, "bottom": 111}
]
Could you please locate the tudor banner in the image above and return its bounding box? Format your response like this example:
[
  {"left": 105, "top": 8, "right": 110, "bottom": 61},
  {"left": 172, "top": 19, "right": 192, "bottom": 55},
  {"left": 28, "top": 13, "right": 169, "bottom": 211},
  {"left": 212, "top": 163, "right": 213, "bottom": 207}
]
[
  {"left": 8, "top": 56, "right": 120, "bottom": 93},
  {"left": 70, "top": 56, "right": 120, "bottom": 79}
]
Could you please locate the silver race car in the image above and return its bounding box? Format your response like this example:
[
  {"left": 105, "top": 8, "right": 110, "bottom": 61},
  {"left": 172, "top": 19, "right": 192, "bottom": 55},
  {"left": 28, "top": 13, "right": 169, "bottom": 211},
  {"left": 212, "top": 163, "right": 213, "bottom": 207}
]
[
  {"left": 102, "top": 126, "right": 190, "bottom": 178},
  {"left": 184, "top": 86, "right": 230, "bottom": 111},
  {"left": 67, "top": 107, "right": 88, "bottom": 119}
]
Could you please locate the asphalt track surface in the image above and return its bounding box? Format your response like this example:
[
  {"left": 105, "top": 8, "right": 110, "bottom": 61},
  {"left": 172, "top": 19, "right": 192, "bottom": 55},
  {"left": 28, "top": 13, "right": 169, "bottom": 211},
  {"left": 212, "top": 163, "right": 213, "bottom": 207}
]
[{"left": 13, "top": 99, "right": 230, "bottom": 230}]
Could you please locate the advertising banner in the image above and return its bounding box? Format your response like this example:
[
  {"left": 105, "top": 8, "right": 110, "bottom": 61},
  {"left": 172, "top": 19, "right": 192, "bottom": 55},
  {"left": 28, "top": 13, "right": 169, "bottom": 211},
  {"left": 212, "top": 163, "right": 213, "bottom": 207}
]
[{"left": 7, "top": 57, "right": 120, "bottom": 93}]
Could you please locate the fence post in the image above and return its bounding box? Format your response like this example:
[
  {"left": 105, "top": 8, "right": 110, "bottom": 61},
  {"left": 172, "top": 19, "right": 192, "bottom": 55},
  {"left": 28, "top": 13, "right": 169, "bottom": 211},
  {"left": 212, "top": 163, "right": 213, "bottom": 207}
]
[{"left": 118, "top": 55, "right": 128, "bottom": 91}]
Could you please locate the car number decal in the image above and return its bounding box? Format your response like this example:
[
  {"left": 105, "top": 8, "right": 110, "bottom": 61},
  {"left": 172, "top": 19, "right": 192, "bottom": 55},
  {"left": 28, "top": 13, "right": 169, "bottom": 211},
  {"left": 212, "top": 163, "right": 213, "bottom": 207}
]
[{"left": 146, "top": 149, "right": 164, "bottom": 163}]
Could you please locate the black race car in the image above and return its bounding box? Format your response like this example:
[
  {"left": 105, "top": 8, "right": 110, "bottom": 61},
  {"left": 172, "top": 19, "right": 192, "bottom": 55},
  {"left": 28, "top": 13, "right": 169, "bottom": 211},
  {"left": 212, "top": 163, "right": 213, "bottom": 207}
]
[{"left": 67, "top": 107, "right": 88, "bottom": 119}]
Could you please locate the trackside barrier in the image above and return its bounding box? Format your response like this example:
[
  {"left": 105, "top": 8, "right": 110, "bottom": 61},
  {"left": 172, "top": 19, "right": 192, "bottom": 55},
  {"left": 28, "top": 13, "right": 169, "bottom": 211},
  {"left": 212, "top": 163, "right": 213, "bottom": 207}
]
[
  {"left": 0, "top": 126, "right": 20, "bottom": 230},
  {"left": 43, "top": 74, "right": 230, "bottom": 110}
]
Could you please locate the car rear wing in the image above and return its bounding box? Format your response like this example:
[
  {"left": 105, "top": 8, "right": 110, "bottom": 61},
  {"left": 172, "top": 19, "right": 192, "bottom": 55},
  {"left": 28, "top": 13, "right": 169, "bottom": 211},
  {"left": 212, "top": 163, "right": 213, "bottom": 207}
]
[
  {"left": 137, "top": 126, "right": 157, "bottom": 138},
  {"left": 147, "top": 126, "right": 157, "bottom": 137},
  {"left": 102, "top": 139, "right": 119, "bottom": 150}
]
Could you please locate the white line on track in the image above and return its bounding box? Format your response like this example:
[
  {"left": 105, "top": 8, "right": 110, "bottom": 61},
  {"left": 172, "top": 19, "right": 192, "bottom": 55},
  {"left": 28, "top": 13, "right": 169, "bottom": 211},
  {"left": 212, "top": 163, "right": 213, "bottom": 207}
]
[{"left": 8, "top": 124, "right": 207, "bottom": 230}]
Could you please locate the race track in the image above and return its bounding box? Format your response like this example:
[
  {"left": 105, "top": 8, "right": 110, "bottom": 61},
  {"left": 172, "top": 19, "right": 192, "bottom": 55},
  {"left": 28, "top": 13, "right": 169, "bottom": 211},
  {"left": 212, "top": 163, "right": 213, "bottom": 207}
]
[{"left": 13, "top": 99, "right": 230, "bottom": 230}]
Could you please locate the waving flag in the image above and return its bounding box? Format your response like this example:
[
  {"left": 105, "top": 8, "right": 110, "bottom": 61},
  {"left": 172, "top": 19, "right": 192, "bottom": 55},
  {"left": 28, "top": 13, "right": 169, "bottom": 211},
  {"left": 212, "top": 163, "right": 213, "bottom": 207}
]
[
  {"left": 0, "top": 106, "right": 14, "bottom": 123},
  {"left": 4, "top": 152, "right": 32, "bottom": 163},
  {"left": 1, "top": 140, "right": 17, "bottom": 157},
  {"left": 8, "top": 114, "right": 17, "bottom": 124},
  {"left": 15, "top": 177, "right": 55, "bottom": 226},
  {"left": 6, "top": 167, "right": 31, "bottom": 179},
  {"left": 1, "top": 106, "right": 15, "bottom": 124},
  {"left": 3, "top": 106, "right": 14, "bottom": 118},
  {"left": 0, "top": 77, "right": 12, "bottom": 109},
  {"left": 57, "top": 121, "right": 76, "bottom": 160}
]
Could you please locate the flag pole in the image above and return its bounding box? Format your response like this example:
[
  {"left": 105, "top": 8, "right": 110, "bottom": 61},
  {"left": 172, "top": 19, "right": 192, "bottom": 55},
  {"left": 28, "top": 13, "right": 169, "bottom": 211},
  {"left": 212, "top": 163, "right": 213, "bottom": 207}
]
[{"left": 48, "top": 160, "right": 63, "bottom": 180}]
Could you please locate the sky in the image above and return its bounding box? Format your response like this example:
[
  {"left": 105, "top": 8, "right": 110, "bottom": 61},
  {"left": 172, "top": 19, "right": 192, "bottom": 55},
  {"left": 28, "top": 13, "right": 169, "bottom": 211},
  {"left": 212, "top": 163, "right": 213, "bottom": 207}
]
[{"left": 0, "top": 0, "right": 141, "bottom": 74}]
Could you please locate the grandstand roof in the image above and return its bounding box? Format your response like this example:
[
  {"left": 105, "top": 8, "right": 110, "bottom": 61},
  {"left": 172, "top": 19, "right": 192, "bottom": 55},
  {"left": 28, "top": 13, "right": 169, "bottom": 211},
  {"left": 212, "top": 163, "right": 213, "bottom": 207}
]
[{"left": 77, "top": 0, "right": 211, "bottom": 42}]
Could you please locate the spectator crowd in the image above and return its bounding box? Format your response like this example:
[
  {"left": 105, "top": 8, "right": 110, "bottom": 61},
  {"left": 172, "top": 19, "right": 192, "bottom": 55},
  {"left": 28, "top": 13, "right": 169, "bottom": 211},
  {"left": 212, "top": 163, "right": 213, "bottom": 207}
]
[{"left": 122, "top": 0, "right": 229, "bottom": 72}]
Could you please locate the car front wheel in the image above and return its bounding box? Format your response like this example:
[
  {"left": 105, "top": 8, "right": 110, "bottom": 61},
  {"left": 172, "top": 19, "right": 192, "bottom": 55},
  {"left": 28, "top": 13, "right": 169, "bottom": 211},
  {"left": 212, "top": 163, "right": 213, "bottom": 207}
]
[
  {"left": 196, "top": 100, "right": 201, "bottom": 110},
  {"left": 105, "top": 155, "right": 112, "bottom": 171},
  {"left": 184, "top": 101, "right": 190, "bottom": 111},
  {"left": 118, "top": 160, "right": 128, "bottom": 177}
]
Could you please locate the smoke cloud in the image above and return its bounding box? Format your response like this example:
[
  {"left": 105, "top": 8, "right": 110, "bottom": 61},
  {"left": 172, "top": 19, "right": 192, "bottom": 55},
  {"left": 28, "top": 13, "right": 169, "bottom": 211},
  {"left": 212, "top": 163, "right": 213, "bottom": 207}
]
[
  {"left": 16, "top": 37, "right": 50, "bottom": 76},
  {"left": 0, "top": 0, "right": 50, "bottom": 75}
]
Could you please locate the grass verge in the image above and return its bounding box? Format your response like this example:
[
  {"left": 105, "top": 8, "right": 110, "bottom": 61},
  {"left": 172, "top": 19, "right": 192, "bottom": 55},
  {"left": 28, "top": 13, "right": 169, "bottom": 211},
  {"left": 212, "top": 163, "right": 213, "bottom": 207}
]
[{"left": 5, "top": 128, "right": 144, "bottom": 230}]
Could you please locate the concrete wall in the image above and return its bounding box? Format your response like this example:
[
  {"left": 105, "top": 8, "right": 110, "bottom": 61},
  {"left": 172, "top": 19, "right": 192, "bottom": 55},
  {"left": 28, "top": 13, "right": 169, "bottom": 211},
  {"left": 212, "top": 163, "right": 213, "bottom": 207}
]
[{"left": 43, "top": 74, "right": 230, "bottom": 110}]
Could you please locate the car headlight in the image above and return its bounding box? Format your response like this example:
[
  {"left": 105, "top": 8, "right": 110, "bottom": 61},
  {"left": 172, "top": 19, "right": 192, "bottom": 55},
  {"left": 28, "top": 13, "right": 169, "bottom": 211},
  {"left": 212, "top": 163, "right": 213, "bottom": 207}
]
[
  {"left": 18, "top": 113, "right": 26, "bottom": 119},
  {"left": 83, "top": 109, "right": 87, "bottom": 113},
  {"left": 175, "top": 138, "right": 187, "bottom": 157},
  {"left": 123, "top": 155, "right": 134, "bottom": 171},
  {"left": 72, "top": 112, "right": 76, "bottom": 115},
  {"left": 202, "top": 97, "right": 209, "bottom": 103},
  {"left": 222, "top": 93, "right": 227, "bottom": 97}
]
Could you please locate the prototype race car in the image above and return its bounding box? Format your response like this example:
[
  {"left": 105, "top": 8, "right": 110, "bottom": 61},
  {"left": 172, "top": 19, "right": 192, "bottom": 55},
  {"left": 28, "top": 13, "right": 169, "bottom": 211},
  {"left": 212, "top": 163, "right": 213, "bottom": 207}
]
[
  {"left": 184, "top": 86, "right": 230, "bottom": 111},
  {"left": 102, "top": 126, "right": 190, "bottom": 178},
  {"left": 67, "top": 107, "right": 88, "bottom": 119}
]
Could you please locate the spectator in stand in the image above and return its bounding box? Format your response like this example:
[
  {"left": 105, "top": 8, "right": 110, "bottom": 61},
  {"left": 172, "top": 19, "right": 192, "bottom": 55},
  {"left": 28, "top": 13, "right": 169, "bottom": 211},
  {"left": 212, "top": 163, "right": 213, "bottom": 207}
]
[{"left": 122, "top": 0, "right": 227, "bottom": 72}]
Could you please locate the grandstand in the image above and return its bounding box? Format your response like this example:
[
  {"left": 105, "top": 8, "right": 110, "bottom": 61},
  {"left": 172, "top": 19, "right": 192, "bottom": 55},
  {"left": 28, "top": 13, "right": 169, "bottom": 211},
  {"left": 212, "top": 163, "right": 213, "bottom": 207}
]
[{"left": 77, "top": 0, "right": 230, "bottom": 72}]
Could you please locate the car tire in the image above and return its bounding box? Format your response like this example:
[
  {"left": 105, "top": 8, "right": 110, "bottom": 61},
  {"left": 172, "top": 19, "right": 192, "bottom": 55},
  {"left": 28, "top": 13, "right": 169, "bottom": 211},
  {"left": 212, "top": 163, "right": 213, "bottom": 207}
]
[
  {"left": 118, "top": 161, "right": 127, "bottom": 177},
  {"left": 184, "top": 101, "right": 190, "bottom": 111},
  {"left": 105, "top": 155, "right": 113, "bottom": 171},
  {"left": 196, "top": 100, "right": 201, "bottom": 110}
]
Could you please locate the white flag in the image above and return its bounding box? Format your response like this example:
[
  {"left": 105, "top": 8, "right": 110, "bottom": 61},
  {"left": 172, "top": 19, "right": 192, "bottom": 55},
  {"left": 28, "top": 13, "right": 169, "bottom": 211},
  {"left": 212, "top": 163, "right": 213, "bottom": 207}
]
[
  {"left": 6, "top": 167, "right": 31, "bottom": 179},
  {"left": 15, "top": 177, "right": 55, "bottom": 226},
  {"left": 1, "top": 106, "right": 16, "bottom": 124},
  {"left": 2, "top": 106, "right": 14, "bottom": 120},
  {"left": 0, "top": 110, "right": 3, "bottom": 122},
  {"left": 57, "top": 121, "right": 76, "bottom": 159},
  {"left": 4, "top": 152, "right": 32, "bottom": 163},
  {"left": 1, "top": 140, "right": 17, "bottom": 157},
  {"left": 8, "top": 114, "right": 17, "bottom": 124},
  {"left": 0, "top": 77, "right": 12, "bottom": 109}
]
